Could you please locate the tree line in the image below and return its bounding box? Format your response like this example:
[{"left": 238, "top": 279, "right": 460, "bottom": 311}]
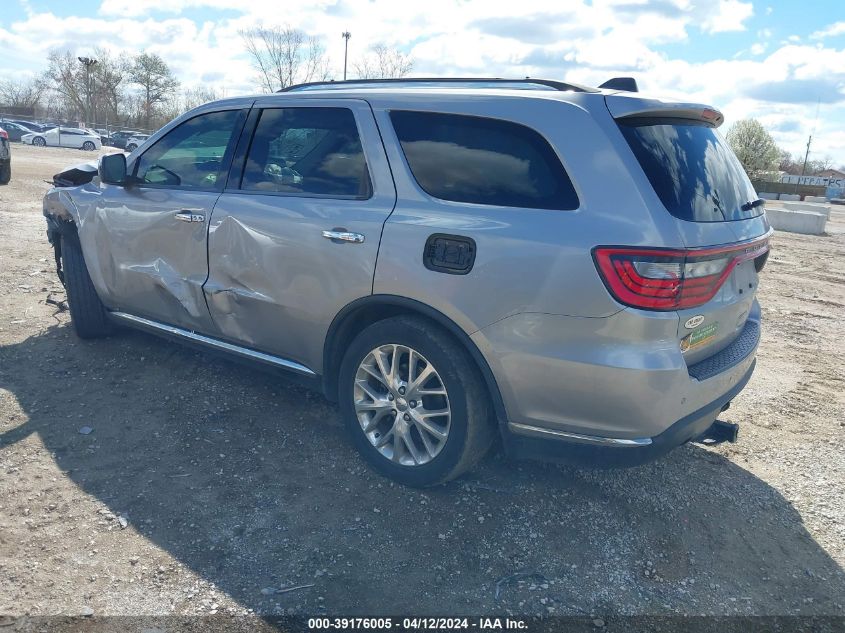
[
  {"left": 0, "top": 24, "right": 412, "bottom": 132},
  {"left": 726, "top": 118, "right": 842, "bottom": 179}
]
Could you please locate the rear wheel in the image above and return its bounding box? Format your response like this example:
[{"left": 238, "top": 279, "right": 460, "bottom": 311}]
[
  {"left": 32, "top": 136, "right": 46, "bottom": 147},
  {"left": 61, "top": 232, "right": 112, "bottom": 339},
  {"left": 339, "top": 316, "right": 494, "bottom": 487},
  {"left": 82, "top": 141, "right": 95, "bottom": 151},
  {"left": 0, "top": 161, "right": 9, "bottom": 185},
  {"left": 126, "top": 143, "right": 137, "bottom": 152}
]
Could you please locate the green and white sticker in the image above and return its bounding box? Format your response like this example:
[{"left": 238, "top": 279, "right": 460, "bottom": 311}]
[{"left": 680, "top": 322, "right": 719, "bottom": 353}]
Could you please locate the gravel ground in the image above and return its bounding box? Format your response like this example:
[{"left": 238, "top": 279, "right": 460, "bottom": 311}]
[{"left": 0, "top": 144, "right": 843, "bottom": 622}]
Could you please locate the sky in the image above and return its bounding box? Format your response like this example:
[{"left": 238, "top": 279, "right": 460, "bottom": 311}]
[{"left": 1, "top": 0, "right": 844, "bottom": 166}]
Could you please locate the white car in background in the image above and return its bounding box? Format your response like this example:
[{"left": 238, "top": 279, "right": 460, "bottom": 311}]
[
  {"left": 21, "top": 127, "right": 102, "bottom": 151},
  {"left": 125, "top": 134, "right": 150, "bottom": 152}
]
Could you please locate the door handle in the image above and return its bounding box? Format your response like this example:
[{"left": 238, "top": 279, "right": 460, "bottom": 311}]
[
  {"left": 322, "top": 229, "right": 365, "bottom": 244},
  {"left": 175, "top": 210, "right": 205, "bottom": 223}
]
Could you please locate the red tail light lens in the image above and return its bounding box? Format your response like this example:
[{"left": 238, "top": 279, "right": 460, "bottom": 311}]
[
  {"left": 593, "top": 235, "right": 771, "bottom": 311},
  {"left": 0, "top": 129, "right": 8, "bottom": 140}
]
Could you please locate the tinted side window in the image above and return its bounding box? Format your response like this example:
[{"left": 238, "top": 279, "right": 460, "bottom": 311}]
[
  {"left": 241, "top": 107, "right": 371, "bottom": 198},
  {"left": 390, "top": 111, "right": 579, "bottom": 210},
  {"left": 135, "top": 110, "right": 241, "bottom": 189}
]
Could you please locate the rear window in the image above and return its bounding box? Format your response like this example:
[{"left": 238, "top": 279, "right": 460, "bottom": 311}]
[
  {"left": 390, "top": 111, "right": 579, "bottom": 210},
  {"left": 619, "top": 120, "right": 762, "bottom": 222}
]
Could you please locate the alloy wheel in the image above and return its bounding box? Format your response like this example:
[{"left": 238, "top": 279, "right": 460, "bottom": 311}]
[{"left": 354, "top": 344, "right": 451, "bottom": 467}]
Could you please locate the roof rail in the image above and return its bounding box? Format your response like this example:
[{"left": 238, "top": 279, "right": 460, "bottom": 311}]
[
  {"left": 280, "top": 77, "right": 598, "bottom": 93},
  {"left": 598, "top": 77, "right": 639, "bottom": 92}
]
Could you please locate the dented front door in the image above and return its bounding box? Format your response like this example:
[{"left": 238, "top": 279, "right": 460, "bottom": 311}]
[{"left": 90, "top": 107, "right": 246, "bottom": 332}]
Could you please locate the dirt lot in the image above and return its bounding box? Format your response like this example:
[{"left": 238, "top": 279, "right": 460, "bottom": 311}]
[{"left": 1, "top": 144, "right": 843, "bottom": 622}]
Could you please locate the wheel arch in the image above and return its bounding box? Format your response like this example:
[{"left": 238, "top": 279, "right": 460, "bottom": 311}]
[{"left": 322, "top": 295, "right": 508, "bottom": 424}]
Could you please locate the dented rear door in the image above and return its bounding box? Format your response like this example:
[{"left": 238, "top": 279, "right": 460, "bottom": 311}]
[{"left": 204, "top": 98, "right": 396, "bottom": 373}]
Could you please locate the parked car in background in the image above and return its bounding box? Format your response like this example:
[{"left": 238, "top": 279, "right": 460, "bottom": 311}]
[
  {"left": 7, "top": 120, "right": 51, "bottom": 133},
  {"left": 124, "top": 134, "right": 150, "bottom": 152},
  {"left": 0, "top": 126, "right": 10, "bottom": 184},
  {"left": 96, "top": 129, "right": 113, "bottom": 145},
  {"left": 21, "top": 127, "right": 102, "bottom": 150},
  {"left": 0, "top": 120, "right": 35, "bottom": 142},
  {"left": 42, "top": 77, "right": 771, "bottom": 487},
  {"left": 109, "top": 130, "right": 142, "bottom": 149}
]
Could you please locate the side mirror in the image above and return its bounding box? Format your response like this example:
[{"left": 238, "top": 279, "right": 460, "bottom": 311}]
[{"left": 99, "top": 153, "right": 127, "bottom": 185}]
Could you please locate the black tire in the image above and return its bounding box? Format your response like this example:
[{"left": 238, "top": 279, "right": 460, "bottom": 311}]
[
  {"left": 82, "top": 141, "right": 95, "bottom": 151},
  {"left": 61, "top": 232, "right": 112, "bottom": 339},
  {"left": 339, "top": 315, "right": 495, "bottom": 487},
  {"left": 0, "top": 161, "right": 9, "bottom": 185},
  {"left": 33, "top": 136, "right": 46, "bottom": 147},
  {"left": 126, "top": 144, "right": 137, "bottom": 152}
]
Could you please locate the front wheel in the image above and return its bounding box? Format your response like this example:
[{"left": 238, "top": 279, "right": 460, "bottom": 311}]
[
  {"left": 61, "top": 232, "right": 113, "bottom": 339},
  {"left": 339, "top": 316, "right": 494, "bottom": 487},
  {"left": 0, "top": 161, "right": 9, "bottom": 185},
  {"left": 32, "top": 136, "right": 46, "bottom": 147},
  {"left": 82, "top": 141, "right": 95, "bottom": 151}
]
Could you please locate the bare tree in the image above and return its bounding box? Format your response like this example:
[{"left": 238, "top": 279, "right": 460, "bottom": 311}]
[
  {"left": 810, "top": 155, "right": 836, "bottom": 174},
  {"left": 44, "top": 50, "right": 87, "bottom": 119},
  {"left": 240, "top": 24, "right": 330, "bottom": 92},
  {"left": 91, "top": 48, "right": 130, "bottom": 125},
  {"left": 353, "top": 44, "right": 413, "bottom": 79},
  {"left": 130, "top": 52, "right": 180, "bottom": 129},
  {"left": 0, "top": 77, "right": 45, "bottom": 111},
  {"left": 182, "top": 86, "right": 223, "bottom": 112}
]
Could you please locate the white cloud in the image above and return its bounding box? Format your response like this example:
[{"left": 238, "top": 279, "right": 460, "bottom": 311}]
[
  {"left": 700, "top": 0, "right": 754, "bottom": 33},
  {"left": 810, "top": 22, "right": 845, "bottom": 40},
  {"left": 0, "top": 0, "right": 843, "bottom": 163}
]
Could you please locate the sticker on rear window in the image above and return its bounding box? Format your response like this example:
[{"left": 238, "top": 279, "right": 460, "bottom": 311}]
[{"left": 680, "top": 322, "right": 718, "bottom": 353}]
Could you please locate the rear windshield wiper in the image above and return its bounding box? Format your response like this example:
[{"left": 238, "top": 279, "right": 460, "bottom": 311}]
[{"left": 741, "top": 198, "right": 765, "bottom": 211}]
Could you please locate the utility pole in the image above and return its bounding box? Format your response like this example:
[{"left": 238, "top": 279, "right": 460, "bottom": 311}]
[
  {"left": 800, "top": 134, "right": 812, "bottom": 177},
  {"left": 342, "top": 31, "right": 351, "bottom": 81},
  {"left": 800, "top": 98, "right": 821, "bottom": 179},
  {"left": 77, "top": 56, "right": 98, "bottom": 126}
]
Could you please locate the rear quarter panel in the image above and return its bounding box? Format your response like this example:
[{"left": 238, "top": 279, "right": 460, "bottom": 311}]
[{"left": 371, "top": 93, "right": 685, "bottom": 333}]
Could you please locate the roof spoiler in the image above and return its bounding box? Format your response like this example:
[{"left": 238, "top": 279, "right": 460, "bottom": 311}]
[
  {"left": 605, "top": 95, "right": 725, "bottom": 127},
  {"left": 598, "top": 77, "right": 639, "bottom": 92}
]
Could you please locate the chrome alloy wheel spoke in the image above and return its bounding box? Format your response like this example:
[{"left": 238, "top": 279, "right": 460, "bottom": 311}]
[{"left": 354, "top": 344, "right": 451, "bottom": 466}]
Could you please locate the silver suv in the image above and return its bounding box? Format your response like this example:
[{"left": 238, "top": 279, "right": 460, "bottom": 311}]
[{"left": 43, "top": 78, "right": 771, "bottom": 487}]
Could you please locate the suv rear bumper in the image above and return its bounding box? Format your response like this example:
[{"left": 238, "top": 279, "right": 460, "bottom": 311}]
[
  {"left": 471, "top": 303, "right": 760, "bottom": 465},
  {"left": 502, "top": 359, "right": 754, "bottom": 466}
]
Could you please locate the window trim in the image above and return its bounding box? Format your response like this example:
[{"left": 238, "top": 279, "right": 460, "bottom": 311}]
[
  {"left": 228, "top": 105, "right": 374, "bottom": 201},
  {"left": 388, "top": 109, "right": 580, "bottom": 211},
  {"left": 130, "top": 108, "right": 248, "bottom": 193}
]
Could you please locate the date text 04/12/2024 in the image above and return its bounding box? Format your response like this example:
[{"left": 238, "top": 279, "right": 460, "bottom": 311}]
[{"left": 307, "top": 617, "right": 528, "bottom": 630}]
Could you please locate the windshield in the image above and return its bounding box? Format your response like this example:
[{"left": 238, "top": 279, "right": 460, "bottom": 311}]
[{"left": 619, "top": 120, "right": 762, "bottom": 222}]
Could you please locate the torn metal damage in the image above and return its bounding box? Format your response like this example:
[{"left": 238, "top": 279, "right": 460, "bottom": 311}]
[
  {"left": 42, "top": 158, "right": 214, "bottom": 329},
  {"left": 43, "top": 160, "right": 100, "bottom": 285}
]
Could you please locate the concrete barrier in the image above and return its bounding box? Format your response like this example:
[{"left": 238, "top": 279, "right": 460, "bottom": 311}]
[
  {"left": 774, "top": 201, "right": 832, "bottom": 219},
  {"left": 805, "top": 195, "right": 828, "bottom": 203},
  {"left": 765, "top": 208, "right": 827, "bottom": 235},
  {"left": 759, "top": 192, "right": 779, "bottom": 200},
  {"left": 780, "top": 193, "right": 801, "bottom": 201}
]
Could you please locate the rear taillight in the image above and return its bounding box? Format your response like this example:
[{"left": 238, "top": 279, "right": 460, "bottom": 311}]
[
  {"left": 0, "top": 129, "right": 8, "bottom": 140},
  {"left": 593, "top": 235, "right": 771, "bottom": 311}
]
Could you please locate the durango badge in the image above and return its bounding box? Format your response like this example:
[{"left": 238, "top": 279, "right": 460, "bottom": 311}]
[{"left": 684, "top": 315, "right": 705, "bottom": 330}]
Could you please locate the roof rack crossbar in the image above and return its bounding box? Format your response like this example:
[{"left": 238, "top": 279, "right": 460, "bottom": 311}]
[{"left": 280, "top": 77, "right": 597, "bottom": 93}]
